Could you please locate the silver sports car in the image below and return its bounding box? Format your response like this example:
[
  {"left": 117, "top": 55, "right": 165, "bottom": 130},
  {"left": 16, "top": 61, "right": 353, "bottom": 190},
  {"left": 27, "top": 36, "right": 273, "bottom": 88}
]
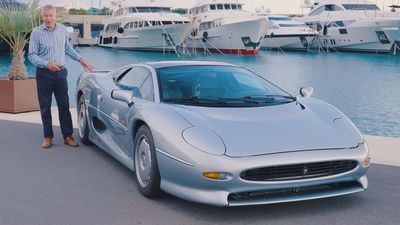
[{"left": 75, "top": 61, "right": 370, "bottom": 206}]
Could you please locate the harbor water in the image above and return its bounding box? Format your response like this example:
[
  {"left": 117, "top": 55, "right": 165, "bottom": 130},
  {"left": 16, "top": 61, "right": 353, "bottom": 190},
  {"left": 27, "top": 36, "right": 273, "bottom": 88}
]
[{"left": 1, "top": 47, "right": 399, "bottom": 138}]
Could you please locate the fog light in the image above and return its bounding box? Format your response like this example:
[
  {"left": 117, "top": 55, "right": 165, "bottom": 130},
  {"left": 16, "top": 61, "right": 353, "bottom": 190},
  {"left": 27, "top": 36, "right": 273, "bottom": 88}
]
[
  {"left": 362, "top": 157, "right": 371, "bottom": 166},
  {"left": 202, "top": 172, "right": 232, "bottom": 180}
]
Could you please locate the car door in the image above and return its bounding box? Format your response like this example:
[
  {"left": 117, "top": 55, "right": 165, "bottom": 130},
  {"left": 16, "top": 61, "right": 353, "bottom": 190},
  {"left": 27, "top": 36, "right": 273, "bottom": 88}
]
[
  {"left": 97, "top": 66, "right": 133, "bottom": 134},
  {"left": 101, "top": 66, "right": 154, "bottom": 157}
]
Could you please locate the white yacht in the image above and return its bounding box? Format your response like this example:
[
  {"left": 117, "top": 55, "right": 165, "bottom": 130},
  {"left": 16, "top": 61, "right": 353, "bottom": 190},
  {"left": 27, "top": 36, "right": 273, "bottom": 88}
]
[
  {"left": 299, "top": 0, "right": 400, "bottom": 53},
  {"left": 66, "top": 26, "right": 79, "bottom": 46},
  {"left": 98, "top": 1, "right": 193, "bottom": 52},
  {"left": 261, "top": 15, "right": 318, "bottom": 51},
  {"left": 186, "top": 0, "right": 271, "bottom": 55}
]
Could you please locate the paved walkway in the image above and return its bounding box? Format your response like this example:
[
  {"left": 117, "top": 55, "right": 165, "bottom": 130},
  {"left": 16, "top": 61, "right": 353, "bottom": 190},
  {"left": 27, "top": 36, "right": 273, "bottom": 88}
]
[
  {"left": 1, "top": 107, "right": 399, "bottom": 167},
  {"left": 0, "top": 119, "right": 399, "bottom": 225}
]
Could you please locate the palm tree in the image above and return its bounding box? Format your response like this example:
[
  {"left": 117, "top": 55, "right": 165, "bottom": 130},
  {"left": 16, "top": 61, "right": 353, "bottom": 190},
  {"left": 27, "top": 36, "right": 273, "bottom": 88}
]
[{"left": 0, "top": 0, "right": 40, "bottom": 80}]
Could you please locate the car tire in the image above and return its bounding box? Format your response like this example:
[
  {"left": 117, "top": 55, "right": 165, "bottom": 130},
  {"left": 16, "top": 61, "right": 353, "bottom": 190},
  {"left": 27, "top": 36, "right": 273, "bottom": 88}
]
[
  {"left": 77, "top": 95, "right": 92, "bottom": 145},
  {"left": 134, "top": 125, "right": 162, "bottom": 198}
]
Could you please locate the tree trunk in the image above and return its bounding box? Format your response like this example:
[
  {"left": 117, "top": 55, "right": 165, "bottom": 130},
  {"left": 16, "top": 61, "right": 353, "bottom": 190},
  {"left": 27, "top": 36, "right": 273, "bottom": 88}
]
[{"left": 8, "top": 50, "right": 28, "bottom": 80}]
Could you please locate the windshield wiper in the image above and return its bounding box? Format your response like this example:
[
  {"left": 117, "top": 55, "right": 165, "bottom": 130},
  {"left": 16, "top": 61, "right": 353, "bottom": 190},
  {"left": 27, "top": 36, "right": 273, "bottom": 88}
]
[
  {"left": 243, "top": 95, "right": 297, "bottom": 101},
  {"left": 218, "top": 95, "right": 296, "bottom": 107},
  {"left": 163, "top": 96, "right": 228, "bottom": 104}
]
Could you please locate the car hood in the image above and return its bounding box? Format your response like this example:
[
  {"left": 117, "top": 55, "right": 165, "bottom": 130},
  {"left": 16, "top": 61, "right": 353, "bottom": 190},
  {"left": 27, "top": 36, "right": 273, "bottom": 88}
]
[{"left": 168, "top": 99, "right": 363, "bottom": 157}]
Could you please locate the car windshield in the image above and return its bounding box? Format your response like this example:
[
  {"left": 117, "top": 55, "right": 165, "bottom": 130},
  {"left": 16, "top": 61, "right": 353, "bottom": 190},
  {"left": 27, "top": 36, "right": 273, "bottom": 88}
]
[{"left": 156, "top": 65, "right": 295, "bottom": 107}]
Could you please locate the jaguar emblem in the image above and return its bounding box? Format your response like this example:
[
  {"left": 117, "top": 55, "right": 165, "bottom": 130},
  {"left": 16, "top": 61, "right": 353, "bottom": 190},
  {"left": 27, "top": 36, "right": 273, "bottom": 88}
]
[{"left": 303, "top": 166, "right": 309, "bottom": 175}]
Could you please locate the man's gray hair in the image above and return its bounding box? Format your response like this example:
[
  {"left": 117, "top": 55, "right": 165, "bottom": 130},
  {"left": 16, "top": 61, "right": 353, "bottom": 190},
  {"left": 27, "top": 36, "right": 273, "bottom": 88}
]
[{"left": 41, "top": 5, "right": 56, "bottom": 13}]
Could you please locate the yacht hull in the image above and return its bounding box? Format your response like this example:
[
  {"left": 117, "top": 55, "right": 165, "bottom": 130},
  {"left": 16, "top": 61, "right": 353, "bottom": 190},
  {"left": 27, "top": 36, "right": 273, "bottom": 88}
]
[
  {"left": 98, "top": 23, "right": 193, "bottom": 51},
  {"left": 306, "top": 19, "right": 400, "bottom": 53},
  {"left": 261, "top": 34, "right": 316, "bottom": 51},
  {"left": 187, "top": 18, "right": 268, "bottom": 55}
]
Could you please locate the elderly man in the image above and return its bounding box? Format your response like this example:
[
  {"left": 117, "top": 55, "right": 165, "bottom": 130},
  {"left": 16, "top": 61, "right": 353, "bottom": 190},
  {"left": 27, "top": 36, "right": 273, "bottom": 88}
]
[{"left": 28, "top": 5, "right": 93, "bottom": 149}]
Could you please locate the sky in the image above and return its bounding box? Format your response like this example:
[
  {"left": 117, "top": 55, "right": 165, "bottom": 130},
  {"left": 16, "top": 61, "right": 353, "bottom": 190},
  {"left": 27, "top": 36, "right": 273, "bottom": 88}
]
[{"left": 21, "top": 0, "right": 392, "bottom": 15}]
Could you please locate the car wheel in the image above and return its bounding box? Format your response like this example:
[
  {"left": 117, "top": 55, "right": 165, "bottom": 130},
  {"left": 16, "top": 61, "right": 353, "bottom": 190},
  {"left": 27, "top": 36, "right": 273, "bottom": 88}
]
[
  {"left": 78, "top": 95, "right": 92, "bottom": 145},
  {"left": 134, "top": 125, "right": 162, "bottom": 198}
]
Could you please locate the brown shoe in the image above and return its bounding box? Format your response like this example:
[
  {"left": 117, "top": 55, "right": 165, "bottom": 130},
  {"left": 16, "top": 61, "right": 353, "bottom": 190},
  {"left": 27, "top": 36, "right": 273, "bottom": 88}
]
[
  {"left": 42, "top": 138, "right": 52, "bottom": 149},
  {"left": 64, "top": 136, "right": 79, "bottom": 147}
]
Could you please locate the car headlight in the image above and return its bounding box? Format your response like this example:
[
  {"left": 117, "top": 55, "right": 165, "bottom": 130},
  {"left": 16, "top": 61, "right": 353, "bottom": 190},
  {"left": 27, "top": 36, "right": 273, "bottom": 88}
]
[{"left": 182, "top": 127, "right": 226, "bottom": 155}]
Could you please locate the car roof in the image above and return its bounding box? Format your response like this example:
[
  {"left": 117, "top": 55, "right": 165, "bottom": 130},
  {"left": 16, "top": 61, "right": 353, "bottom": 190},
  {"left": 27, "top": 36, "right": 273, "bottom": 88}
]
[{"left": 143, "top": 61, "right": 239, "bottom": 69}]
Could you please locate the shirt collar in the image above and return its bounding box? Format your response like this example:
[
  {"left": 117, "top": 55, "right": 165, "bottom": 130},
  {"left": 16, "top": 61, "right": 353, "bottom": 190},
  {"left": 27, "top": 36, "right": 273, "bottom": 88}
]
[{"left": 41, "top": 23, "right": 58, "bottom": 31}]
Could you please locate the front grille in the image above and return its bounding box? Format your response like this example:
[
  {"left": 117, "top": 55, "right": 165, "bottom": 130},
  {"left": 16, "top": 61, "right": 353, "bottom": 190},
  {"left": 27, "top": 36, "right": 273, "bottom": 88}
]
[
  {"left": 241, "top": 160, "right": 358, "bottom": 182},
  {"left": 228, "top": 181, "right": 362, "bottom": 202}
]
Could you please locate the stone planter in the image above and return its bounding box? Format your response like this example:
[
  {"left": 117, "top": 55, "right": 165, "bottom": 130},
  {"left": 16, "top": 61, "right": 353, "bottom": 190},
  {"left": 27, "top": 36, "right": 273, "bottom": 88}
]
[{"left": 0, "top": 78, "right": 39, "bottom": 113}]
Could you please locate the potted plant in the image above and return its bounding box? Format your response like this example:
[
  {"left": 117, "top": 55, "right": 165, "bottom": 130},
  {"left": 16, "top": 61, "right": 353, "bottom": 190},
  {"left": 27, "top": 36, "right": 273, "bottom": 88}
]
[{"left": 0, "top": 0, "right": 41, "bottom": 113}]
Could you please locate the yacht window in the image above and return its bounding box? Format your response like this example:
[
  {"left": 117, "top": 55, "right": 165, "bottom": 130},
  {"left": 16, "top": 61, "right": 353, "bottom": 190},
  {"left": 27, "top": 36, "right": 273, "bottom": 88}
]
[
  {"left": 163, "top": 7, "right": 172, "bottom": 13},
  {"left": 162, "top": 21, "right": 173, "bottom": 25},
  {"left": 334, "top": 21, "right": 345, "bottom": 27},
  {"left": 238, "top": 5, "right": 242, "bottom": 10},
  {"left": 376, "top": 31, "right": 390, "bottom": 44},
  {"left": 150, "top": 7, "right": 161, "bottom": 13},
  {"left": 201, "top": 6, "right": 208, "bottom": 12},
  {"left": 148, "top": 7, "right": 171, "bottom": 13},
  {"left": 339, "top": 29, "right": 347, "bottom": 34},
  {"left": 231, "top": 4, "right": 237, "bottom": 10},
  {"left": 325, "top": 4, "right": 343, "bottom": 11},
  {"left": 217, "top": 4, "right": 223, "bottom": 10},
  {"left": 224, "top": 4, "right": 231, "bottom": 10},
  {"left": 134, "top": 22, "right": 138, "bottom": 28},
  {"left": 278, "top": 24, "right": 307, "bottom": 28},
  {"left": 123, "top": 23, "right": 129, "bottom": 29},
  {"left": 210, "top": 5, "right": 216, "bottom": 10},
  {"left": 136, "top": 7, "right": 150, "bottom": 13},
  {"left": 268, "top": 17, "right": 292, "bottom": 21},
  {"left": 342, "top": 4, "right": 380, "bottom": 11}
]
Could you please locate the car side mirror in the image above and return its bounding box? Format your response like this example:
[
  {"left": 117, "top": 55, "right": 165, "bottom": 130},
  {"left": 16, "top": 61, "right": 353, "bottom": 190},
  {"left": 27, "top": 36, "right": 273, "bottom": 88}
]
[
  {"left": 300, "top": 87, "right": 314, "bottom": 98},
  {"left": 111, "top": 89, "right": 134, "bottom": 106}
]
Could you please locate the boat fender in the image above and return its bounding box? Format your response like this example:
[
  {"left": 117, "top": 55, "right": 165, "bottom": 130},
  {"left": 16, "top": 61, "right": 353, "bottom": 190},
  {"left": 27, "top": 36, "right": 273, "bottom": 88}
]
[
  {"left": 117, "top": 27, "right": 124, "bottom": 34},
  {"left": 202, "top": 31, "right": 208, "bottom": 42}
]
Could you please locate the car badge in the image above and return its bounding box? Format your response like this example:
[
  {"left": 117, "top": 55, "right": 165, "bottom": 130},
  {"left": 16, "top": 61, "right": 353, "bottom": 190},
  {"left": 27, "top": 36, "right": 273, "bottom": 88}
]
[{"left": 303, "top": 166, "right": 309, "bottom": 175}]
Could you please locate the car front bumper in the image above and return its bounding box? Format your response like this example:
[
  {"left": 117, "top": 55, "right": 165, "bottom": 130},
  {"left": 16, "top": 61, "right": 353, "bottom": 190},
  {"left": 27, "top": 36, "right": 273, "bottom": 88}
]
[{"left": 156, "top": 143, "right": 370, "bottom": 206}]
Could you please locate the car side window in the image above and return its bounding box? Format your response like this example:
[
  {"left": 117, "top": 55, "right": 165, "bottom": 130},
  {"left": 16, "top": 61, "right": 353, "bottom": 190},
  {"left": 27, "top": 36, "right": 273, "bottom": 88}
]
[
  {"left": 139, "top": 75, "right": 154, "bottom": 101},
  {"left": 116, "top": 66, "right": 154, "bottom": 101},
  {"left": 113, "top": 67, "right": 133, "bottom": 82}
]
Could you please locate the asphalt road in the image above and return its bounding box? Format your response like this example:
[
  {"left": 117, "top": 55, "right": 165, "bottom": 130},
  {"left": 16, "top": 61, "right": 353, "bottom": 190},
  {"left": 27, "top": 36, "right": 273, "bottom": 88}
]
[{"left": 0, "top": 120, "right": 399, "bottom": 225}]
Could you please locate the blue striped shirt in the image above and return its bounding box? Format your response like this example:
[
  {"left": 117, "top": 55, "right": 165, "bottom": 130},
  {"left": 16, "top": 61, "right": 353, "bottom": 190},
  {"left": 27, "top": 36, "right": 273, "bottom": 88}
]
[{"left": 28, "top": 23, "right": 81, "bottom": 68}]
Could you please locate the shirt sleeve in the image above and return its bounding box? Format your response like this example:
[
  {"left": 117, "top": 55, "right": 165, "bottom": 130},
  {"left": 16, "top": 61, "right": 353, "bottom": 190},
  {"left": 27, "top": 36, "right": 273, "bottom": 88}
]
[
  {"left": 28, "top": 30, "right": 49, "bottom": 68},
  {"left": 65, "top": 30, "right": 82, "bottom": 62}
]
